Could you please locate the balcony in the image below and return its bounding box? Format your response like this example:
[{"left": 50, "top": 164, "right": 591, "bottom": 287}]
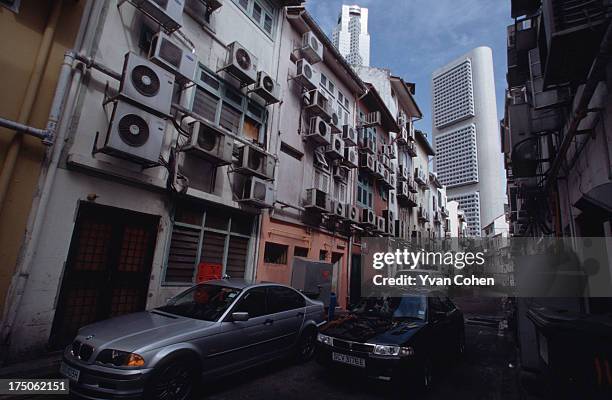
[{"left": 540, "top": 0, "right": 612, "bottom": 87}]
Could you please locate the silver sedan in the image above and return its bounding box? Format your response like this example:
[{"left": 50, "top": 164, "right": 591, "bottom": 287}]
[{"left": 60, "top": 279, "right": 325, "bottom": 399}]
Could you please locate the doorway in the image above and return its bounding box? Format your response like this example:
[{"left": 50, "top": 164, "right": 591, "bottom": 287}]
[{"left": 49, "top": 202, "right": 159, "bottom": 348}]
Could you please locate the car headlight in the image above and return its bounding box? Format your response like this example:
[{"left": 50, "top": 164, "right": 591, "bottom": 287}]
[
  {"left": 372, "top": 344, "right": 414, "bottom": 357},
  {"left": 317, "top": 333, "right": 333, "bottom": 346},
  {"left": 96, "top": 349, "right": 145, "bottom": 367}
]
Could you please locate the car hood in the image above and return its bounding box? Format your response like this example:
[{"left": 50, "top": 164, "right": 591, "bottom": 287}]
[
  {"left": 321, "top": 314, "right": 426, "bottom": 345},
  {"left": 76, "top": 311, "right": 214, "bottom": 353}
]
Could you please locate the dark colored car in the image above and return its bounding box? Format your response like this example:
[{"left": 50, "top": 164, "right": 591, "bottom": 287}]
[
  {"left": 315, "top": 294, "right": 464, "bottom": 389},
  {"left": 60, "top": 280, "right": 324, "bottom": 400}
]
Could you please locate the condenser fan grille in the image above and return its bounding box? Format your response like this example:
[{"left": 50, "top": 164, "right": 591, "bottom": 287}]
[
  {"left": 332, "top": 113, "right": 339, "bottom": 126},
  {"left": 318, "top": 121, "right": 328, "bottom": 136},
  {"left": 197, "top": 126, "right": 219, "bottom": 151},
  {"left": 247, "top": 150, "right": 263, "bottom": 171},
  {"left": 262, "top": 76, "right": 274, "bottom": 92},
  {"left": 334, "top": 139, "right": 342, "bottom": 151},
  {"left": 131, "top": 65, "right": 161, "bottom": 97},
  {"left": 118, "top": 114, "right": 149, "bottom": 147},
  {"left": 310, "top": 37, "right": 319, "bottom": 51},
  {"left": 235, "top": 48, "right": 251, "bottom": 70},
  {"left": 159, "top": 38, "right": 182, "bottom": 69},
  {"left": 252, "top": 182, "right": 267, "bottom": 200},
  {"left": 303, "top": 64, "right": 312, "bottom": 79}
]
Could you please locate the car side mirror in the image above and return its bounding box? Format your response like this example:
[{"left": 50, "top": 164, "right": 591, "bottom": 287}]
[{"left": 231, "top": 312, "right": 250, "bottom": 322}]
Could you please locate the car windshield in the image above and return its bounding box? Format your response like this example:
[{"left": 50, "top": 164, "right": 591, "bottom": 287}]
[
  {"left": 156, "top": 284, "right": 242, "bottom": 321},
  {"left": 351, "top": 296, "right": 427, "bottom": 320}
]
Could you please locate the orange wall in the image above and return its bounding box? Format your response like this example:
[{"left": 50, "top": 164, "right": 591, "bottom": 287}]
[{"left": 256, "top": 213, "right": 350, "bottom": 308}]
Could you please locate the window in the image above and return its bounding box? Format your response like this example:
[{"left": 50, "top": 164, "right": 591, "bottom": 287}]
[
  {"left": 232, "top": 287, "right": 267, "bottom": 318},
  {"left": 264, "top": 242, "right": 288, "bottom": 264},
  {"left": 319, "top": 250, "right": 328, "bottom": 261},
  {"left": 334, "top": 181, "right": 347, "bottom": 203},
  {"left": 294, "top": 246, "right": 309, "bottom": 257},
  {"left": 232, "top": 0, "right": 278, "bottom": 37},
  {"left": 267, "top": 286, "right": 305, "bottom": 313},
  {"left": 314, "top": 169, "right": 330, "bottom": 193},
  {"left": 192, "top": 66, "right": 267, "bottom": 141},
  {"left": 357, "top": 173, "right": 373, "bottom": 209},
  {"left": 164, "top": 204, "right": 254, "bottom": 284}
]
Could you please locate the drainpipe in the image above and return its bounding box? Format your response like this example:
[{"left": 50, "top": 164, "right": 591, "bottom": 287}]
[
  {"left": 0, "top": 0, "right": 103, "bottom": 358},
  {"left": 0, "top": 0, "right": 63, "bottom": 215}
]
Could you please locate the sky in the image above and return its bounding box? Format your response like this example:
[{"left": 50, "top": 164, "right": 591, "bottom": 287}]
[{"left": 305, "top": 0, "right": 513, "bottom": 135}]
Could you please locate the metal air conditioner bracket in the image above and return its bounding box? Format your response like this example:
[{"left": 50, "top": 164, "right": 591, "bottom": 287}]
[{"left": 117, "top": 0, "right": 179, "bottom": 34}]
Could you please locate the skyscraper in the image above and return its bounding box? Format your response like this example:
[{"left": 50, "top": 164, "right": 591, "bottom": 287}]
[
  {"left": 431, "top": 47, "right": 505, "bottom": 236},
  {"left": 332, "top": 4, "right": 370, "bottom": 66}
]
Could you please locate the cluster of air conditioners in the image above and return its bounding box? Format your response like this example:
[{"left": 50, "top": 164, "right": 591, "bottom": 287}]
[
  {"left": 397, "top": 182, "right": 417, "bottom": 207},
  {"left": 294, "top": 31, "right": 323, "bottom": 90},
  {"left": 327, "top": 201, "right": 359, "bottom": 224},
  {"left": 414, "top": 167, "right": 428, "bottom": 186},
  {"left": 233, "top": 144, "right": 276, "bottom": 208},
  {"left": 304, "top": 189, "right": 360, "bottom": 226},
  {"left": 405, "top": 141, "right": 417, "bottom": 157}
]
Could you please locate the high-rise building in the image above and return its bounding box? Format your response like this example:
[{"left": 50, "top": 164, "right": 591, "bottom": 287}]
[
  {"left": 431, "top": 47, "right": 505, "bottom": 236},
  {"left": 332, "top": 4, "right": 370, "bottom": 66}
]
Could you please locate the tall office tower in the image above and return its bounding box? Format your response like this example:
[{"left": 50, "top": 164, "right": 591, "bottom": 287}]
[
  {"left": 431, "top": 47, "right": 505, "bottom": 237},
  {"left": 332, "top": 4, "right": 370, "bottom": 66}
]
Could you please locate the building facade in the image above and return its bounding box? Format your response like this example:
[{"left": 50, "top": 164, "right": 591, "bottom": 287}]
[
  {"left": 331, "top": 4, "right": 370, "bottom": 67},
  {"left": 431, "top": 47, "right": 506, "bottom": 236}
]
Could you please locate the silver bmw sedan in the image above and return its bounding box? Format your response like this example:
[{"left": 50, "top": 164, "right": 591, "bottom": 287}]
[{"left": 60, "top": 279, "right": 325, "bottom": 399}]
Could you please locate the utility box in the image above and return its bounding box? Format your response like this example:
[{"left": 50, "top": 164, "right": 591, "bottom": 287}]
[{"left": 291, "top": 257, "right": 333, "bottom": 306}]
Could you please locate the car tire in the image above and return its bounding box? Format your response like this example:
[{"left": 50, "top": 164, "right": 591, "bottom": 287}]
[
  {"left": 144, "top": 354, "right": 200, "bottom": 400},
  {"left": 295, "top": 326, "right": 317, "bottom": 363}
]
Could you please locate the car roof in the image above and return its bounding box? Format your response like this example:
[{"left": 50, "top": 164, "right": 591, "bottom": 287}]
[{"left": 203, "top": 279, "right": 293, "bottom": 290}]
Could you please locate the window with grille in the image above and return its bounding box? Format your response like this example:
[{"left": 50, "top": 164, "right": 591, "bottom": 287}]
[
  {"left": 357, "top": 172, "right": 373, "bottom": 209},
  {"left": 263, "top": 242, "right": 288, "bottom": 264},
  {"left": 164, "top": 204, "right": 254, "bottom": 284}
]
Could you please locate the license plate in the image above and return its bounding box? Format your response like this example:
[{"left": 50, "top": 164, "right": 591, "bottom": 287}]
[
  {"left": 60, "top": 361, "right": 80, "bottom": 382},
  {"left": 332, "top": 352, "right": 366, "bottom": 368}
]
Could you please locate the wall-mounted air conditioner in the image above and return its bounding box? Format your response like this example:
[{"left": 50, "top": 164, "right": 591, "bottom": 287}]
[
  {"left": 305, "top": 188, "right": 329, "bottom": 212},
  {"left": 329, "top": 110, "right": 342, "bottom": 133},
  {"left": 149, "top": 31, "right": 197, "bottom": 85},
  {"left": 222, "top": 41, "right": 257, "bottom": 85},
  {"left": 305, "top": 116, "right": 331, "bottom": 145},
  {"left": 251, "top": 71, "right": 281, "bottom": 104},
  {"left": 397, "top": 181, "right": 409, "bottom": 198},
  {"left": 361, "top": 111, "right": 381, "bottom": 127},
  {"left": 101, "top": 100, "right": 166, "bottom": 165},
  {"left": 360, "top": 208, "right": 376, "bottom": 227},
  {"left": 181, "top": 119, "right": 233, "bottom": 165},
  {"left": 131, "top": 0, "right": 184, "bottom": 32},
  {"left": 343, "top": 147, "right": 358, "bottom": 169},
  {"left": 304, "top": 89, "right": 331, "bottom": 119},
  {"left": 301, "top": 31, "right": 323, "bottom": 64},
  {"left": 325, "top": 134, "right": 344, "bottom": 160},
  {"left": 386, "top": 144, "right": 397, "bottom": 159},
  {"left": 359, "top": 153, "right": 375, "bottom": 174},
  {"left": 389, "top": 173, "right": 396, "bottom": 189},
  {"left": 238, "top": 176, "right": 274, "bottom": 208},
  {"left": 374, "top": 160, "right": 385, "bottom": 180},
  {"left": 358, "top": 135, "right": 375, "bottom": 154},
  {"left": 378, "top": 153, "right": 390, "bottom": 169},
  {"left": 234, "top": 145, "right": 275, "bottom": 180},
  {"left": 397, "top": 126, "right": 408, "bottom": 145},
  {"left": 295, "top": 58, "right": 318, "bottom": 90},
  {"left": 376, "top": 216, "right": 386, "bottom": 233},
  {"left": 346, "top": 204, "right": 359, "bottom": 223},
  {"left": 342, "top": 125, "right": 357, "bottom": 147},
  {"left": 329, "top": 200, "right": 346, "bottom": 219},
  {"left": 119, "top": 52, "right": 175, "bottom": 116},
  {"left": 333, "top": 165, "right": 349, "bottom": 182},
  {"left": 397, "top": 165, "right": 409, "bottom": 181}
]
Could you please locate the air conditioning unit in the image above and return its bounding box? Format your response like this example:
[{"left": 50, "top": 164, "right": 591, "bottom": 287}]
[
  {"left": 397, "top": 181, "right": 409, "bottom": 198},
  {"left": 149, "top": 32, "right": 197, "bottom": 84},
  {"left": 325, "top": 134, "right": 344, "bottom": 160},
  {"left": 234, "top": 145, "right": 275, "bottom": 180},
  {"left": 378, "top": 153, "right": 390, "bottom": 169},
  {"left": 101, "top": 100, "right": 166, "bottom": 165},
  {"left": 374, "top": 160, "right": 385, "bottom": 179},
  {"left": 386, "top": 218, "right": 396, "bottom": 236},
  {"left": 345, "top": 204, "right": 359, "bottom": 222},
  {"left": 305, "top": 116, "right": 331, "bottom": 145},
  {"left": 131, "top": 0, "right": 184, "bottom": 32},
  {"left": 358, "top": 136, "right": 375, "bottom": 154},
  {"left": 376, "top": 216, "right": 386, "bottom": 232},
  {"left": 305, "top": 188, "right": 329, "bottom": 212},
  {"left": 389, "top": 173, "right": 396, "bottom": 189},
  {"left": 326, "top": 110, "right": 341, "bottom": 134},
  {"left": 360, "top": 208, "right": 376, "bottom": 227},
  {"left": 295, "top": 58, "right": 318, "bottom": 90},
  {"left": 397, "top": 112, "right": 407, "bottom": 127},
  {"left": 405, "top": 141, "right": 417, "bottom": 157},
  {"left": 382, "top": 168, "right": 390, "bottom": 185},
  {"left": 251, "top": 71, "right": 281, "bottom": 104},
  {"left": 223, "top": 41, "right": 257, "bottom": 85},
  {"left": 397, "top": 126, "right": 408, "bottom": 145},
  {"left": 333, "top": 165, "right": 349, "bottom": 181},
  {"left": 238, "top": 176, "right": 274, "bottom": 208},
  {"left": 414, "top": 167, "right": 427, "bottom": 186},
  {"left": 341, "top": 125, "right": 357, "bottom": 147},
  {"left": 304, "top": 89, "right": 331, "bottom": 119},
  {"left": 359, "top": 153, "right": 375, "bottom": 173},
  {"left": 386, "top": 144, "right": 397, "bottom": 159},
  {"left": 301, "top": 31, "right": 323, "bottom": 64},
  {"left": 119, "top": 52, "right": 175, "bottom": 116},
  {"left": 362, "top": 111, "right": 381, "bottom": 127},
  {"left": 329, "top": 200, "right": 346, "bottom": 219},
  {"left": 343, "top": 147, "right": 358, "bottom": 169},
  {"left": 397, "top": 165, "right": 409, "bottom": 181},
  {"left": 395, "top": 220, "right": 406, "bottom": 239},
  {"left": 182, "top": 119, "right": 233, "bottom": 165}
]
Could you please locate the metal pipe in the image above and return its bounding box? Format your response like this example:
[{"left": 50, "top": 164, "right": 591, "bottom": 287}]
[
  {"left": 546, "top": 19, "right": 612, "bottom": 189},
  {"left": 74, "top": 53, "right": 122, "bottom": 81},
  {"left": 0, "top": 0, "right": 63, "bottom": 217},
  {"left": 0, "top": 118, "right": 48, "bottom": 141}
]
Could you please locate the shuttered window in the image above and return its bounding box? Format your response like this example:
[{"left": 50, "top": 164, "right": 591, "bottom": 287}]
[
  {"left": 192, "top": 89, "right": 218, "bottom": 123},
  {"left": 164, "top": 205, "right": 254, "bottom": 284},
  {"left": 219, "top": 103, "right": 241, "bottom": 133}
]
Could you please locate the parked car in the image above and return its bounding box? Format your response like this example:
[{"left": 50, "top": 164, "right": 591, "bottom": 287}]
[
  {"left": 60, "top": 279, "right": 325, "bottom": 399},
  {"left": 315, "top": 294, "right": 464, "bottom": 390}
]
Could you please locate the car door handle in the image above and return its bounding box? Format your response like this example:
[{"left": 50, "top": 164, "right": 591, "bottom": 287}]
[{"left": 264, "top": 319, "right": 274, "bottom": 325}]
